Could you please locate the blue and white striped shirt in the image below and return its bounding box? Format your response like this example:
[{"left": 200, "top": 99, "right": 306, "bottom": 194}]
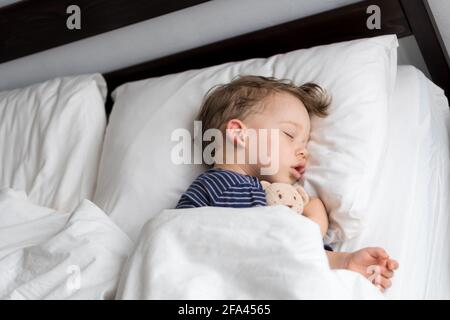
[
  {"left": 176, "top": 168, "right": 267, "bottom": 209},
  {"left": 176, "top": 167, "right": 333, "bottom": 251}
]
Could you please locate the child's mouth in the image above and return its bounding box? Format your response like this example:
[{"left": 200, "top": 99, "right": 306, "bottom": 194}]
[
  {"left": 292, "top": 165, "right": 306, "bottom": 179},
  {"left": 294, "top": 165, "right": 306, "bottom": 174}
]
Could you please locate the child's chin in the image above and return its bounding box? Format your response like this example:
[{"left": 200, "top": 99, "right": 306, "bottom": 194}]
[
  {"left": 282, "top": 176, "right": 297, "bottom": 184},
  {"left": 268, "top": 173, "right": 296, "bottom": 184}
]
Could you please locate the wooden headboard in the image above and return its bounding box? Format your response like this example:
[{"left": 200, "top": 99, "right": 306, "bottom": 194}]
[{"left": 1, "top": 0, "right": 449, "bottom": 113}]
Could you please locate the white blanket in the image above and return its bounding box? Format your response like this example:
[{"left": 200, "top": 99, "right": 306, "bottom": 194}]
[
  {"left": 0, "top": 189, "right": 396, "bottom": 300},
  {"left": 0, "top": 188, "right": 132, "bottom": 299},
  {"left": 116, "top": 205, "right": 384, "bottom": 299}
]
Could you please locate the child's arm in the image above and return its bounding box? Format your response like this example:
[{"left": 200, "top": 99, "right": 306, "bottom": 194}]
[
  {"left": 302, "top": 197, "right": 328, "bottom": 237},
  {"left": 325, "top": 250, "right": 348, "bottom": 269}
]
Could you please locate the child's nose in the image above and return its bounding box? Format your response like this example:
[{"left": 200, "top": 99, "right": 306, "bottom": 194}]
[{"left": 296, "top": 148, "right": 309, "bottom": 160}]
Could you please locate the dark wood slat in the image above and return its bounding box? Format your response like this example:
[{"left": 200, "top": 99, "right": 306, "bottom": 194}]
[
  {"left": 104, "top": 0, "right": 411, "bottom": 115},
  {"left": 0, "top": 0, "right": 210, "bottom": 64},
  {"left": 400, "top": 0, "right": 450, "bottom": 99}
]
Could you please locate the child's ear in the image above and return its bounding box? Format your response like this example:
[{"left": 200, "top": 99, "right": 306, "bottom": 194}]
[
  {"left": 225, "top": 119, "right": 247, "bottom": 147},
  {"left": 225, "top": 129, "right": 245, "bottom": 147}
]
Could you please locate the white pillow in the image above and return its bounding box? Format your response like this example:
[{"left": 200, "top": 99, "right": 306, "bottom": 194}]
[
  {"left": 94, "top": 35, "right": 398, "bottom": 241},
  {"left": 0, "top": 74, "right": 107, "bottom": 213}
]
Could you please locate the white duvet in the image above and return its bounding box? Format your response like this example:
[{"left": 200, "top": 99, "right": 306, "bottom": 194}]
[
  {"left": 115, "top": 205, "right": 383, "bottom": 299},
  {"left": 0, "top": 188, "right": 382, "bottom": 299},
  {"left": 0, "top": 188, "right": 132, "bottom": 299}
]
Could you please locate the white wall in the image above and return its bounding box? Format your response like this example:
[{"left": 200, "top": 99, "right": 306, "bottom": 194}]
[
  {"left": 0, "top": 0, "right": 447, "bottom": 91},
  {"left": 428, "top": 0, "right": 450, "bottom": 59}
]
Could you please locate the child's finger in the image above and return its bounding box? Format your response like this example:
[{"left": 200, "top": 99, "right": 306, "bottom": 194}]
[
  {"left": 376, "top": 275, "right": 392, "bottom": 290},
  {"left": 380, "top": 266, "right": 394, "bottom": 278},
  {"left": 367, "top": 247, "right": 389, "bottom": 259},
  {"left": 387, "top": 259, "right": 399, "bottom": 270}
]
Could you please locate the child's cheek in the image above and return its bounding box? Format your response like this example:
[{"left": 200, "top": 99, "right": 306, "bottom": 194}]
[
  {"left": 266, "top": 133, "right": 279, "bottom": 166},
  {"left": 269, "top": 130, "right": 281, "bottom": 156}
]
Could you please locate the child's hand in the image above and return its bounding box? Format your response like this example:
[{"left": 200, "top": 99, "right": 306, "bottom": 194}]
[{"left": 344, "top": 247, "right": 399, "bottom": 292}]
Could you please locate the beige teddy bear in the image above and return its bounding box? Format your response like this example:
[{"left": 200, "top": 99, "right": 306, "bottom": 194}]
[{"left": 260, "top": 181, "right": 310, "bottom": 214}]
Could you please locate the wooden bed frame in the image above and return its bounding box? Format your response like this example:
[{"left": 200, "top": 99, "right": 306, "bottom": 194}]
[{"left": 1, "top": 0, "right": 449, "bottom": 114}]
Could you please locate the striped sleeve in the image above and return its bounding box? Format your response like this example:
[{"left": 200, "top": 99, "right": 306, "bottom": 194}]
[
  {"left": 213, "top": 184, "right": 267, "bottom": 208},
  {"left": 175, "top": 168, "right": 268, "bottom": 209},
  {"left": 175, "top": 179, "right": 211, "bottom": 208}
]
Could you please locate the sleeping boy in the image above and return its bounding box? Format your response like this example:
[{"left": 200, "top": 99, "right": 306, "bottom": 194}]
[{"left": 175, "top": 75, "right": 398, "bottom": 291}]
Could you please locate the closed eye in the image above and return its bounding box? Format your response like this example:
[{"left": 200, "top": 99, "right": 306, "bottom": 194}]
[{"left": 283, "top": 131, "right": 294, "bottom": 139}]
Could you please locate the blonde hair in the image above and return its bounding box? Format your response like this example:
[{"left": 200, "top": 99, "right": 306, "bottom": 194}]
[{"left": 196, "top": 75, "right": 331, "bottom": 155}]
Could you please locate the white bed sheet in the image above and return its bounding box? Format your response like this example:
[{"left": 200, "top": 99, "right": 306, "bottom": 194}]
[{"left": 334, "top": 65, "right": 450, "bottom": 299}]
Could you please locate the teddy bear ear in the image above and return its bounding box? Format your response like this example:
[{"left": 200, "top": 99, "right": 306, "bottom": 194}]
[
  {"left": 260, "top": 180, "right": 271, "bottom": 190},
  {"left": 295, "top": 185, "right": 310, "bottom": 205}
]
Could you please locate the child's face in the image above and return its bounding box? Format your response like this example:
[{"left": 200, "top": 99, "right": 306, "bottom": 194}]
[{"left": 244, "top": 92, "right": 310, "bottom": 184}]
